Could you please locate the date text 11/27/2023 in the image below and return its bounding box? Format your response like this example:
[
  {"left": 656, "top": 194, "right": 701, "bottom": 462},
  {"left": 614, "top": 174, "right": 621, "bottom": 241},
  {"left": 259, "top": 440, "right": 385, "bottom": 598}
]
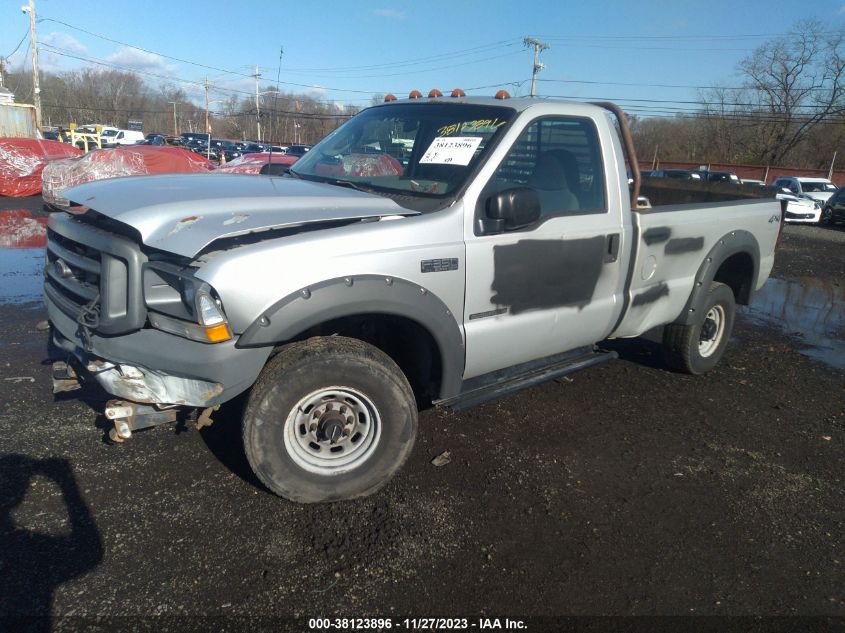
[{"left": 307, "top": 617, "right": 527, "bottom": 630}]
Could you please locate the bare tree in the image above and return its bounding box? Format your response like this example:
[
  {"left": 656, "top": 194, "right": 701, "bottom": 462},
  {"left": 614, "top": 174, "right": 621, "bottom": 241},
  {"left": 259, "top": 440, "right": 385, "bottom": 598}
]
[{"left": 736, "top": 19, "right": 845, "bottom": 165}]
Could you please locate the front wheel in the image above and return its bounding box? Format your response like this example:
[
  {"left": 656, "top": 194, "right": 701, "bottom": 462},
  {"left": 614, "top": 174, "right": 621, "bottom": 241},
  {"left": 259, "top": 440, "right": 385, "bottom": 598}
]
[
  {"left": 242, "top": 336, "right": 418, "bottom": 503},
  {"left": 819, "top": 206, "right": 832, "bottom": 225},
  {"left": 662, "top": 282, "right": 736, "bottom": 374}
]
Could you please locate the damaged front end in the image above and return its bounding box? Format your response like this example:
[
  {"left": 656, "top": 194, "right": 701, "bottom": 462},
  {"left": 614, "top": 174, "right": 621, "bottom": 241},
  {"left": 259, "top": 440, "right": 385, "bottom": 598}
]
[{"left": 45, "top": 206, "right": 272, "bottom": 441}]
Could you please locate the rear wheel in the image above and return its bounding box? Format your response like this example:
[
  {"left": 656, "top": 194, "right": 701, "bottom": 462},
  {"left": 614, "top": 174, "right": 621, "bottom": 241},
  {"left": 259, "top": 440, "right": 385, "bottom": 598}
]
[
  {"left": 662, "top": 282, "right": 736, "bottom": 374},
  {"left": 242, "top": 336, "right": 417, "bottom": 503}
]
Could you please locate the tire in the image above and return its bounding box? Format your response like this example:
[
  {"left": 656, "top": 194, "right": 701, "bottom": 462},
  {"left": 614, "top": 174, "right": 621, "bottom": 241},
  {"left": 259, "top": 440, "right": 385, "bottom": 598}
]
[
  {"left": 662, "top": 282, "right": 736, "bottom": 375},
  {"left": 819, "top": 206, "right": 832, "bottom": 225},
  {"left": 242, "top": 336, "right": 417, "bottom": 503}
]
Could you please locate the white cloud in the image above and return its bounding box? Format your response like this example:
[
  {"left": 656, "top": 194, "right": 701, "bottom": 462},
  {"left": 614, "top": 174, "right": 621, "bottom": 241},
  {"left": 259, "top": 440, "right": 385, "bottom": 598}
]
[
  {"left": 6, "top": 31, "right": 87, "bottom": 72},
  {"left": 41, "top": 32, "right": 87, "bottom": 55},
  {"left": 373, "top": 8, "right": 406, "bottom": 19},
  {"left": 105, "top": 47, "right": 178, "bottom": 76}
]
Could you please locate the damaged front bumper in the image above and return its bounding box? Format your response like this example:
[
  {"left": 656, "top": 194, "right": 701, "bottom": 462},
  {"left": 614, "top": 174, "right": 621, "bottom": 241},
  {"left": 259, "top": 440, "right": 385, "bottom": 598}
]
[{"left": 47, "top": 291, "right": 272, "bottom": 409}]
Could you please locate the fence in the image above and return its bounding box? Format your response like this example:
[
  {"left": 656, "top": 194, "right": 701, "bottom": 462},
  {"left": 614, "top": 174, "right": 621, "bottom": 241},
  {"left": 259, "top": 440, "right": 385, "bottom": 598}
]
[{"left": 641, "top": 160, "right": 845, "bottom": 185}]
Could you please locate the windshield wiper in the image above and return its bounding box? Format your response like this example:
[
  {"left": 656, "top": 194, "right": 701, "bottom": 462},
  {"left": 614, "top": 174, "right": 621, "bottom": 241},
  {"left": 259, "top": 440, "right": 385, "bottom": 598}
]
[{"left": 326, "top": 178, "right": 374, "bottom": 193}]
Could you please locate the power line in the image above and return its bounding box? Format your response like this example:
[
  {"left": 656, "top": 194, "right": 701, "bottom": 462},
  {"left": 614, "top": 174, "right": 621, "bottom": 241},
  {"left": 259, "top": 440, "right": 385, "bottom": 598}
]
[
  {"left": 279, "top": 39, "right": 522, "bottom": 73},
  {"left": 535, "top": 77, "right": 839, "bottom": 92},
  {"left": 38, "top": 16, "right": 257, "bottom": 81},
  {"left": 539, "top": 30, "right": 845, "bottom": 41},
  {"left": 4, "top": 30, "right": 29, "bottom": 59},
  {"left": 38, "top": 16, "right": 522, "bottom": 83}
]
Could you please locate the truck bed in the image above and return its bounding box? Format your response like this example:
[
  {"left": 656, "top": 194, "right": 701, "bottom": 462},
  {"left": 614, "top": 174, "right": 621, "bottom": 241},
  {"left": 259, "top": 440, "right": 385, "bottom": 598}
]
[{"left": 612, "top": 198, "right": 781, "bottom": 338}]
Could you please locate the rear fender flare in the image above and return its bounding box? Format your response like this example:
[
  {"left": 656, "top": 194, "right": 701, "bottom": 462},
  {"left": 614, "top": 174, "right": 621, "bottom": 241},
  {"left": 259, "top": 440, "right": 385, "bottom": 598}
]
[
  {"left": 237, "top": 275, "right": 465, "bottom": 398},
  {"left": 674, "top": 230, "right": 760, "bottom": 325}
]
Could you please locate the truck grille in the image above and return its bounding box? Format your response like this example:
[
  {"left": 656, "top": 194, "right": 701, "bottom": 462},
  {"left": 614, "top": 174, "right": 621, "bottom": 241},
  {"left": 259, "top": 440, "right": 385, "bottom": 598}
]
[{"left": 45, "top": 213, "right": 147, "bottom": 335}]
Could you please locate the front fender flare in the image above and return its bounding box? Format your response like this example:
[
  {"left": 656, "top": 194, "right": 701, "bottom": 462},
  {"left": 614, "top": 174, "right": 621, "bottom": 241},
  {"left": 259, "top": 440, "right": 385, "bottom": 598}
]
[{"left": 237, "top": 275, "right": 465, "bottom": 399}]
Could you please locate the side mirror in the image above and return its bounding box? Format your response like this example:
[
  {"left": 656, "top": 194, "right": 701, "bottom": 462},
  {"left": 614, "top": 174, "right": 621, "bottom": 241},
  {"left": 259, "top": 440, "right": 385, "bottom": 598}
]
[{"left": 482, "top": 187, "right": 541, "bottom": 233}]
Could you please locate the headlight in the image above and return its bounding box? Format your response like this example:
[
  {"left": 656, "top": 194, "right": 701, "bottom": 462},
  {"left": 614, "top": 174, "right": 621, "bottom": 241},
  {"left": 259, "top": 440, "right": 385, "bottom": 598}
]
[{"left": 143, "top": 262, "right": 232, "bottom": 343}]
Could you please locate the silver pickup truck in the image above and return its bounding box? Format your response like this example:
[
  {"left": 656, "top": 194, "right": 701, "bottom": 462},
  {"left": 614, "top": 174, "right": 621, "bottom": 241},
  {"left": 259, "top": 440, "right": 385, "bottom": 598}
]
[{"left": 45, "top": 95, "right": 782, "bottom": 502}]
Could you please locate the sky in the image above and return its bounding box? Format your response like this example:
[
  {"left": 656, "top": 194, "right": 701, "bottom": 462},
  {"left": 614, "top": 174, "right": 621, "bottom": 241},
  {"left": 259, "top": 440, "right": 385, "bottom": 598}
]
[{"left": 2, "top": 0, "right": 845, "bottom": 116}]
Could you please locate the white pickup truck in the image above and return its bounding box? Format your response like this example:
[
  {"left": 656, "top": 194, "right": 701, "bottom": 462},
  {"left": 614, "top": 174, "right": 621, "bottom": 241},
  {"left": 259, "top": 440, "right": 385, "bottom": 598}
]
[{"left": 45, "top": 94, "right": 782, "bottom": 502}]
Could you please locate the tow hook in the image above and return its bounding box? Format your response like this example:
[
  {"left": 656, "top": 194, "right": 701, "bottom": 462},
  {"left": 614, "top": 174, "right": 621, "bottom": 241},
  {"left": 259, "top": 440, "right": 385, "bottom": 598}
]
[
  {"left": 52, "top": 360, "right": 82, "bottom": 394},
  {"left": 104, "top": 399, "right": 179, "bottom": 443}
]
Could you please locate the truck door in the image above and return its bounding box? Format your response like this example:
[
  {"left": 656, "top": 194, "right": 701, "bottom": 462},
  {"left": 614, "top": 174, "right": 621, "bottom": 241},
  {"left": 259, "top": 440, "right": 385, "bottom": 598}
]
[{"left": 463, "top": 115, "right": 627, "bottom": 378}]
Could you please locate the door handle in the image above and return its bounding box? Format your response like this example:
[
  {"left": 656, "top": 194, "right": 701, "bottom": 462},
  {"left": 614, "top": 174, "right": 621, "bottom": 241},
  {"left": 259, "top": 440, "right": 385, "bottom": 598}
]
[{"left": 604, "top": 233, "right": 620, "bottom": 263}]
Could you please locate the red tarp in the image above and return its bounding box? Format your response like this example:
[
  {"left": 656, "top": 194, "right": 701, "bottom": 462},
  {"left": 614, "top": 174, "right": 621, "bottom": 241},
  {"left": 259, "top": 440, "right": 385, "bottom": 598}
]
[
  {"left": 0, "top": 209, "right": 48, "bottom": 248},
  {"left": 313, "top": 153, "right": 403, "bottom": 178},
  {"left": 0, "top": 138, "right": 83, "bottom": 197},
  {"left": 215, "top": 153, "right": 299, "bottom": 174},
  {"left": 42, "top": 146, "right": 215, "bottom": 206}
]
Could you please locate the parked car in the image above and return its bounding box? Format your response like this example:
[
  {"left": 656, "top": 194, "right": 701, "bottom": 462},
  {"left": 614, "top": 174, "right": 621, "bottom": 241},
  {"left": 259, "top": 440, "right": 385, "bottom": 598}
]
[
  {"left": 179, "top": 132, "right": 211, "bottom": 145},
  {"left": 740, "top": 178, "right": 766, "bottom": 186},
  {"left": 44, "top": 96, "right": 782, "bottom": 502},
  {"left": 650, "top": 169, "right": 702, "bottom": 181},
  {"left": 776, "top": 188, "right": 821, "bottom": 224},
  {"left": 820, "top": 187, "right": 845, "bottom": 225},
  {"left": 142, "top": 134, "right": 167, "bottom": 146},
  {"left": 700, "top": 170, "right": 741, "bottom": 185},
  {"left": 210, "top": 139, "right": 242, "bottom": 162},
  {"left": 241, "top": 143, "right": 267, "bottom": 154},
  {"left": 771, "top": 176, "right": 837, "bottom": 205},
  {"left": 284, "top": 144, "right": 312, "bottom": 157}
]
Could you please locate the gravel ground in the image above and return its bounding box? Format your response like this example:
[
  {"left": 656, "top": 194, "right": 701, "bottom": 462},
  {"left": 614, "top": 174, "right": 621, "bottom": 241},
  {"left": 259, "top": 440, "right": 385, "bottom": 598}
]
[{"left": 0, "top": 201, "right": 842, "bottom": 631}]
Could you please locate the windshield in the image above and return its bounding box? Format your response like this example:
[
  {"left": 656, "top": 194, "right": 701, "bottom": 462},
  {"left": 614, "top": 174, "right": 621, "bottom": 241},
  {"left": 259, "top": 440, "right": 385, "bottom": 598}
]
[
  {"left": 800, "top": 181, "right": 836, "bottom": 192},
  {"left": 291, "top": 103, "right": 515, "bottom": 198},
  {"left": 101, "top": 129, "right": 117, "bottom": 137}
]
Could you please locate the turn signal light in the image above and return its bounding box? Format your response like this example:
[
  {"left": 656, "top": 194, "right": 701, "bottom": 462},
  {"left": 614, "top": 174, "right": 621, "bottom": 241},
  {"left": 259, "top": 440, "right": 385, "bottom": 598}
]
[{"left": 204, "top": 323, "right": 233, "bottom": 343}]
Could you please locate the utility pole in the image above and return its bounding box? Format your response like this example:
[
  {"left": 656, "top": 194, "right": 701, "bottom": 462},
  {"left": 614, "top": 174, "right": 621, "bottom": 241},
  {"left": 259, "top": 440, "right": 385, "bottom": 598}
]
[
  {"left": 254, "top": 65, "right": 262, "bottom": 143},
  {"left": 204, "top": 77, "right": 210, "bottom": 134},
  {"left": 168, "top": 101, "right": 178, "bottom": 136},
  {"left": 523, "top": 36, "right": 548, "bottom": 98},
  {"left": 204, "top": 77, "right": 211, "bottom": 159},
  {"left": 23, "top": 0, "right": 42, "bottom": 130}
]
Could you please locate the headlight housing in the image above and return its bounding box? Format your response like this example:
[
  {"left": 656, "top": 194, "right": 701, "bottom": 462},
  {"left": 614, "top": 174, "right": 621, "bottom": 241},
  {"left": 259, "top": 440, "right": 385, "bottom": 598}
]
[{"left": 143, "top": 261, "right": 232, "bottom": 343}]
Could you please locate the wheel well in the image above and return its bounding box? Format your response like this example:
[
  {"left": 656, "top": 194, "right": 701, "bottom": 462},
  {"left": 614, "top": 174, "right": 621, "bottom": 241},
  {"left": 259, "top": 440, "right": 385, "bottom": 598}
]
[
  {"left": 291, "top": 313, "right": 443, "bottom": 408},
  {"left": 713, "top": 252, "right": 755, "bottom": 305}
]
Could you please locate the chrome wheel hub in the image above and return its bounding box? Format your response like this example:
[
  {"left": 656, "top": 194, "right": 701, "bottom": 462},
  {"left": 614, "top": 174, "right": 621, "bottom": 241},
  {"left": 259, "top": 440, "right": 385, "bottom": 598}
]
[
  {"left": 698, "top": 305, "right": 726, "bottom": 358},
  {"left": 284, "top": 387, "right": 381, "bottom": 475}
]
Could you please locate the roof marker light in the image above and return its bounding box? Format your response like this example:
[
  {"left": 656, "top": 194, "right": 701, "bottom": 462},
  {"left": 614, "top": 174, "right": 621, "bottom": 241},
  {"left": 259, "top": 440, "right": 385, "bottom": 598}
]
[
  {"left": 450, "top": 88, "right": 466, "bottom": 98},
  {"left": 494, "top": 90, "right": 511, "bottom": 100},
  {"left": 383, "top": 93, "right": 397, "bottom": 102},
  {"left": 408, "top": 90, "right": 423, "bottom": 99},
  {"left": 428, "top": 89, "right": 443, "bottom": 98}
]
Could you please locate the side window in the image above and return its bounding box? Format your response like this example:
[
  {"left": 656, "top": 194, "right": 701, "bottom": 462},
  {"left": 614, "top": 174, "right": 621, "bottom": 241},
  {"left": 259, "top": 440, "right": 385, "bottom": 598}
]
[{"left": 490, "top": 116, "right": 606, "bottom": 218}]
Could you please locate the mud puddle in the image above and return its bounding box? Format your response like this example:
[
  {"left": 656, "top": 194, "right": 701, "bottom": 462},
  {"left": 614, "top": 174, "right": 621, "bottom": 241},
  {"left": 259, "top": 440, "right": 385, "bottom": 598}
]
[
  {"left": 0, "top": 209, "right": 47, "bottom": 305},
  {"left": 741, "top": 276, "right": 845, "bottom": 369}
]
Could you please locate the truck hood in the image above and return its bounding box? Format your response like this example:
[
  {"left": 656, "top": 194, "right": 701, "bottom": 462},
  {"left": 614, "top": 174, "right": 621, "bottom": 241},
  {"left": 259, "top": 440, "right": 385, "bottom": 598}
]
[{"left": 62, "top": 173, "right": 417, "bottom": 258}]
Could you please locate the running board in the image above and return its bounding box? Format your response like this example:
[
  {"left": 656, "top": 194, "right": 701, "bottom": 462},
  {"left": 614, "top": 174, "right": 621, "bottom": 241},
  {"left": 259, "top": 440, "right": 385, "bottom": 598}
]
[{"left": 437, "top": 349, "right": 618, "bottom": 412}]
